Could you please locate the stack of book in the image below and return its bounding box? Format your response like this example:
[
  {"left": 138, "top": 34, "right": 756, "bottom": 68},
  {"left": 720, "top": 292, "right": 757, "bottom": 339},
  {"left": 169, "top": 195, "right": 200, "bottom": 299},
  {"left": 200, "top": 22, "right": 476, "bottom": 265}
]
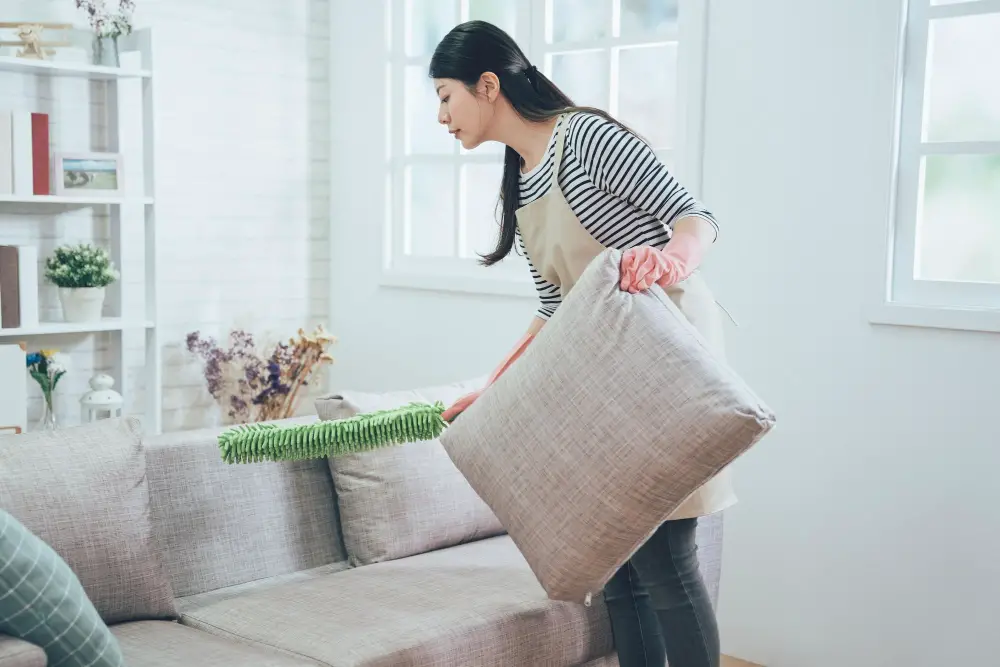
[
  {"left": 0, "top": 109, "right": 50, "bottom": 196},
  {"left": 0, "top": 245, "right": 39, "bottom": 330}
]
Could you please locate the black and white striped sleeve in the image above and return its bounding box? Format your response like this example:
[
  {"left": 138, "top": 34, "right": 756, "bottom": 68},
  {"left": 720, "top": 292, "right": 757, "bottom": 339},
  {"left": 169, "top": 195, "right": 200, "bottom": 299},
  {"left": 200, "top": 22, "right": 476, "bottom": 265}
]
[
  {"left": 567, "top": 114, "right": 719, "bottom": 238},
  {"left": 517, "top": 230, "right": 561, "bottom": 320}
]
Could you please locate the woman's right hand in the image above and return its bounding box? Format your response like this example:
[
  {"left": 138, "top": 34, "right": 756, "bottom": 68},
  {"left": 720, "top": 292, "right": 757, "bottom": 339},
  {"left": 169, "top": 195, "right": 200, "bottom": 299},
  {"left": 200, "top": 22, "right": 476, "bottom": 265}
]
[{"left": 443, "top": 320, "right": 542, "bottom": 424}]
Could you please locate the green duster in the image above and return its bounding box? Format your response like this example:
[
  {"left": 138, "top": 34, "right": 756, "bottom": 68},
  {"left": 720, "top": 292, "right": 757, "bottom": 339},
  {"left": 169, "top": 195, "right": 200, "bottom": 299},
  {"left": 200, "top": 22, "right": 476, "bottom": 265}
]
[{"left": 217, "top": 401, "right": 448, "bottom": 464}]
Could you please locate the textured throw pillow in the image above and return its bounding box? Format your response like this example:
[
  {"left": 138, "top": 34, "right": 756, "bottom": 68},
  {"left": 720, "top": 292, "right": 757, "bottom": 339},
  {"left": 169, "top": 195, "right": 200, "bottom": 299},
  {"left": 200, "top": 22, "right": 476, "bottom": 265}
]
[
  {"left": 0, "top": 417, "right": 178, "bottom": 624},
  {"left": 0, "top": 509, "right": 126, "bottom": 667},
  {"left": 315, "top": 379, "right": 504, "bottom": 565},
  {"left": 440, "top": 249, "right": 776, "bottom": 604}
]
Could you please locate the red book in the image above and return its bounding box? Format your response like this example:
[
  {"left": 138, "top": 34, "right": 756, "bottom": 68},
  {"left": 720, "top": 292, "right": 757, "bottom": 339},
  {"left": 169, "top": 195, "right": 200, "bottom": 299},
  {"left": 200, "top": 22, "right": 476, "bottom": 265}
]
[{"left": 31, "top": 113, "right": 49, "bottom": 195}]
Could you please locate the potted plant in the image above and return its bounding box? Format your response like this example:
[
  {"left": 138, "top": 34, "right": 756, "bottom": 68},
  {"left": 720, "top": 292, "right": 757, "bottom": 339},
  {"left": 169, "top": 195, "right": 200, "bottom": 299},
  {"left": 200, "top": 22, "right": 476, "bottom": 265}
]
[{"left": 45, "top": 243, "right": 119, "bottom": 322}]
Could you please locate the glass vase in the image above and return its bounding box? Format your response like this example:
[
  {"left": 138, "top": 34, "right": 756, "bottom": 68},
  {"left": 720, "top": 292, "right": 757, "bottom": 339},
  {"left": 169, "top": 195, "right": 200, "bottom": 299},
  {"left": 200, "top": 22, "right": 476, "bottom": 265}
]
[
  {"left": 37, "top": 393, "right": 58, "bottom": 432},
  {"left": 92, "top": 35, "right": 120, "bottom": 67}
]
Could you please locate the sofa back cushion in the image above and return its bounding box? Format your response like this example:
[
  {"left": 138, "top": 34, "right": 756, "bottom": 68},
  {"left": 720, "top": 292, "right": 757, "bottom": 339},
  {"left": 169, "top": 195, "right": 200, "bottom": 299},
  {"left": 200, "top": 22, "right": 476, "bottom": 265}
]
[
  {"left": 315, "top": 379, "right": 504, "bottom": 566},
  {"left": 0, "top": 417, "right": 178, "bottom": 624},
  {"left": 440, "top": 249, "right": 776, "bottom": 604},
  {"left": 144, "top": 417, "right": 347, "bottom": 598}
]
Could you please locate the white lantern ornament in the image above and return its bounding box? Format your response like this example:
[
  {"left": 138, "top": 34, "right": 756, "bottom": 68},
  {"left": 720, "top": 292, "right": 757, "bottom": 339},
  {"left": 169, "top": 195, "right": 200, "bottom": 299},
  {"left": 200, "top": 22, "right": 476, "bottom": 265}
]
[{"left": 80, "top": 373, "right": 123, "bottom": 422}]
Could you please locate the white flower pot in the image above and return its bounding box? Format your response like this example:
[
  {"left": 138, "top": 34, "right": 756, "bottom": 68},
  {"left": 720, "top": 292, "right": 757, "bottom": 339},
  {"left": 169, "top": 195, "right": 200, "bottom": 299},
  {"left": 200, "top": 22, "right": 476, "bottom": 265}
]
[{"left": 58, "top": 287, "right": 106, "bottom": 323}]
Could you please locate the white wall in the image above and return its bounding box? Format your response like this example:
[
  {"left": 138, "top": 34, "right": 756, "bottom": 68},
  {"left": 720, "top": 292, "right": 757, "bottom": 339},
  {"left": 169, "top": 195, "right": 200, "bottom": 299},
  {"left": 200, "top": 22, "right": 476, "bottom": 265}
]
[
  {"left": 700, "top": 1, "right": 998, "bottom": 665},
  {"left": 2, "top": 0, "right": 330, "bottom": 431},
  {"left": 332, "top": 1, "right": 999, "bottom": 666}
]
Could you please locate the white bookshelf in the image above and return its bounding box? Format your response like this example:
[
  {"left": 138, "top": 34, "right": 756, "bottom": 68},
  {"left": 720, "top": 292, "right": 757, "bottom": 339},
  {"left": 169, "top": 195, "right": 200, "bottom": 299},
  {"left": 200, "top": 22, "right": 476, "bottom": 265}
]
[
  {"left": 0, "top": 195, "right": 154, "bottom": 205},
  {"left": 0, "top": 29, "right": 162, "bottom": 435},
  {"left": 0, "top": 55, "right": 151, "bottom": 80}
]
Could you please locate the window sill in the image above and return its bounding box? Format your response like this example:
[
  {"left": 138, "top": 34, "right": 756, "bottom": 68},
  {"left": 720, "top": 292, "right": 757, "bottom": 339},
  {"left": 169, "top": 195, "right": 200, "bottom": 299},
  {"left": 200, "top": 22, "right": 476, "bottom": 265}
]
[
  {"left": 868, "top": 302, "right": 1000, "bottom": 334},
  {"left": 379, "top": 268, "right": 537, "bottom": 299}
]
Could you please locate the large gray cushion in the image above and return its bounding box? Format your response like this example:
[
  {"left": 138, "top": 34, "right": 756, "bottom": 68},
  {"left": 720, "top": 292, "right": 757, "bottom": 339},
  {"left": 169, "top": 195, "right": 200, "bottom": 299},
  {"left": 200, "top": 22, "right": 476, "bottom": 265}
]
[
  {"left": 441, "top": 249, "right": 776, "bottom": 604},
  {"left": 315, "top": 380, "right": 504, "bottom": 566},
  {"left": 144, "top": 417, "right": 346, "bottom": 598},
  {"left": 180, "top": 536, "right": 612, "bottom": 667},
  {"left": 112, "top": 621, "right": 320, "bottom": 666},
  {"left": 0, "top": 418, "right": 178, "bottom": 624}
]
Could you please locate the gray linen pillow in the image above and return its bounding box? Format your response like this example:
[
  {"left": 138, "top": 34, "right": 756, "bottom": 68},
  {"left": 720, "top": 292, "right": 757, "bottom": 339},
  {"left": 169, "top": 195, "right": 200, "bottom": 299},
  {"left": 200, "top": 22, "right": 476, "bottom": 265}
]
[{"left": 440, "top": 249, "right": 776, "bottom": 604}]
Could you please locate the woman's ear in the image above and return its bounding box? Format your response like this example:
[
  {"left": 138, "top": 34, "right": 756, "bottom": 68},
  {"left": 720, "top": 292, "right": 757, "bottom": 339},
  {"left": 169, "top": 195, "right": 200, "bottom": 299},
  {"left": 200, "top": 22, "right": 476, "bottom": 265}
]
[{"left": 479, "top": 72, "right": 501, "bottom": 103}]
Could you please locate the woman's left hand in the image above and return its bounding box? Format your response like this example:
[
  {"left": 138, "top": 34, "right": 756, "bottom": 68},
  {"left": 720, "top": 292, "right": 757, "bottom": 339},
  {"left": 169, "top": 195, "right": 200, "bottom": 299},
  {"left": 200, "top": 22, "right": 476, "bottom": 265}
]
[
  {"left": 620, "top": 246, "right": 681, "bottom": 292},
  {"left": 620, "top": 222, "right": 709, "bottom": 293}
]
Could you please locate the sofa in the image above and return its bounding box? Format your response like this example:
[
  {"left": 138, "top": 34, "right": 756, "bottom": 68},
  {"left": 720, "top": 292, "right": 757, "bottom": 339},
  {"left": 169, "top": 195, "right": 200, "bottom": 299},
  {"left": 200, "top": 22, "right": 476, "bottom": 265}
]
[{"left": 0, "top": 379, "right": 725, "bottom": 667}]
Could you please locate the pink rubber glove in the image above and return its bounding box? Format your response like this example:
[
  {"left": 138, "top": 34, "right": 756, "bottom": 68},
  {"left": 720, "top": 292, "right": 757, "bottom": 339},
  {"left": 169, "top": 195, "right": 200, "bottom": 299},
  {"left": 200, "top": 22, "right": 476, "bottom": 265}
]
[
  {"left": 619, "top": 232, "right": 705, "bottom": 293},
  {"left": 442, "top": 333, "right": 535, "bottom": 422}
]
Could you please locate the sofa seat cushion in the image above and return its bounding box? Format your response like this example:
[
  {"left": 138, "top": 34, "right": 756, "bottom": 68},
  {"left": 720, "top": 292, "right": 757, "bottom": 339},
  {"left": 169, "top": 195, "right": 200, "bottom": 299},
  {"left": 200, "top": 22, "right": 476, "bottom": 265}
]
[
  {"left": 0, "top": 637, "right": 45, "bottom": 667},
  {"left": 112, "top": 621, "right": 320, "bottom": 666},
  {"left": 181, "top": 536, "right": 613, "bottom": 667}
]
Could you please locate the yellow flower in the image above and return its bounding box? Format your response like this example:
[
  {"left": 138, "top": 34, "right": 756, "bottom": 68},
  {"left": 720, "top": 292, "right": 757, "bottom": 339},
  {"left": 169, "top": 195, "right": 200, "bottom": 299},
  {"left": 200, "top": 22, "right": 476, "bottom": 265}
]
[{"left": 40, "top": 348, "right": 58, "bottom": 357}]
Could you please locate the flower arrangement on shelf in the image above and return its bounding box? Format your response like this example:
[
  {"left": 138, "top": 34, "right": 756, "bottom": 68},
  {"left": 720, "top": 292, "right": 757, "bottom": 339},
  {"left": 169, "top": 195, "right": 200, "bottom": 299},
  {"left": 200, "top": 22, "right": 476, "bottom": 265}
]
[
  {"left": 186, "top": 325, "right": 336, "bottom": 424},
  {"left": 75, "top": 0, "right": 136, "bottom": 38},
  {"left": 75, "top": 0, "right": 135, "bottom": 66},
  {"left": 45, "top": 243, "right": 119, "bottom": 323},
  {"left": 26, "top": 349, "right": 69, "bottom": 431}
]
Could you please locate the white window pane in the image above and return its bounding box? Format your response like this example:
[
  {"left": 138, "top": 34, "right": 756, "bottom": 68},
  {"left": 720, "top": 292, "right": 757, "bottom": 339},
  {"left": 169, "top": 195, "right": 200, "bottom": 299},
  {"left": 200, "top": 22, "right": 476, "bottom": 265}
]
[
  {"left": 406, "top": 165, "right": 456, "bottom": 257},
  {"left": 916, "top": 154, "right": 1000, "bottom": 284},
  {"left": 925, "top": 14, "right": 1000, "bottom": 142},
  {"left": 461, "top": 162, "right": 504, "bottom": 258},
  {"left": 619, "top": 0, "right": 678, "bottom": 38},
  {"left": 617, "top": 44, "right": 677, "bottom": 149},
  {"left": 405, "top": 0, "right": 457, "bottom": 57},
  {"left": 549, "top": 50, "right": 610, "bottom": 110},
  {"left": 468, "top": 0, "right": 517, "bottom": 38},
  {"left": 550, "top": 0, "right": 613, "bottom": 43},
  {"left": 406, "top": 66, "right": 453, "bottom": 155}
]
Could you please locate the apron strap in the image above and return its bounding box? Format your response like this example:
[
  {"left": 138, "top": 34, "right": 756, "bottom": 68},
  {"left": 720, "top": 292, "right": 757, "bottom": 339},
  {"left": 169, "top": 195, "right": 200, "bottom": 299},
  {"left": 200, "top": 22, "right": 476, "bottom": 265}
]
[{"left": 551, "top": 112, "right": 575, "bottom": 187}]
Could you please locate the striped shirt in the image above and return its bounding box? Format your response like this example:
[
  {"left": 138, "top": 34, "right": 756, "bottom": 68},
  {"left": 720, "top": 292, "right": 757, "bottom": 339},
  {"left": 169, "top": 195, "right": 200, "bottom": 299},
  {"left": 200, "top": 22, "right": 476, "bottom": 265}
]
[{"left": 516, "top": 112, "right": 718, "bottom": 320}]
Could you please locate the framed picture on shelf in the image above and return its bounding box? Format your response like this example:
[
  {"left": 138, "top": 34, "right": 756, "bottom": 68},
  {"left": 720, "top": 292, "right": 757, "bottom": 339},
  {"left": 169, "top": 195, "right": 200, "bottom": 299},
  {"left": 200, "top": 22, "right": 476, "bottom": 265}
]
[{"left": 53, "top": 152, "right": 124, "bottom": 197}]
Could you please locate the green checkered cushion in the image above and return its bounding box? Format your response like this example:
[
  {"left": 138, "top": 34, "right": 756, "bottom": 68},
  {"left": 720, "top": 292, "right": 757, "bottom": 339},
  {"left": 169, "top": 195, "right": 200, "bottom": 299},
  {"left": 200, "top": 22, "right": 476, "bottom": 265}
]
[{"left": 0, "top": 509, "right": 125, "bottom": 667}]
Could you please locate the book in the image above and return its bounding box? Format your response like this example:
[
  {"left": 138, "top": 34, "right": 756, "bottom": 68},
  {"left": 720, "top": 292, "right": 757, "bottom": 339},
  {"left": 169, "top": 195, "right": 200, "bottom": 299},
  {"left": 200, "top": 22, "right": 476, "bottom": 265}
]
[
  {"left": 15, "top": 245, "right": 38, "bottom": 329},
  {"left": 0, "top": 245, "right": 21, "bottom": 328},
  {"left": 31, "top": 113, "right": 50, "bottom": 195},
  {"left": 0, "top": 343, "right": 27, "bottom": 436},
  {"left": 11, "top": 111, "right": 32, "bottom": 196}
]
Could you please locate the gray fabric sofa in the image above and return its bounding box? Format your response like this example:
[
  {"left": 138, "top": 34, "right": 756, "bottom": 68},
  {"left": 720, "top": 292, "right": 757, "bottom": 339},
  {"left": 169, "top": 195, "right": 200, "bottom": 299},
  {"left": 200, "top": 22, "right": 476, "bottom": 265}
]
[{"left": 0, "top": 382, "right": 725, "bottom": 667}]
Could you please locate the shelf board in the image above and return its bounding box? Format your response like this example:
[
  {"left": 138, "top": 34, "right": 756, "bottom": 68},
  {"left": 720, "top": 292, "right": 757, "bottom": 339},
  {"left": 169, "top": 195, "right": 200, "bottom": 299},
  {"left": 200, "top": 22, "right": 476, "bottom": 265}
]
[
  {"left": 0, "top": 56, "right": 151, "bottom": 80},
  {"left": 0, "top": 318, "right": 154, "bottom": 338},
  {"left": 0, "top": 195, "right": 153, "bottom": 205}
]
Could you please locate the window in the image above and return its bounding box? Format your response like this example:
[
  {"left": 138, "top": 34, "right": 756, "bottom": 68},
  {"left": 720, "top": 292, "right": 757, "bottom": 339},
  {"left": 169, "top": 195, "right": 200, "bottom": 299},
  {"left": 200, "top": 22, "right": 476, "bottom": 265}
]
[
  {"left": 882, "top": 0, "right": 1000, "bottom": 328},
  {"left": 382, "top": 0, "right": 709, "bottom": 296}
]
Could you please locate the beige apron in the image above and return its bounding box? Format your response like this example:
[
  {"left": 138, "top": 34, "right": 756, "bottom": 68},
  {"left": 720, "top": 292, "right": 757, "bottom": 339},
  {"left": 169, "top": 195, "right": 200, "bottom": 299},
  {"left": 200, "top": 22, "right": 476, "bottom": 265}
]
[{"left": 515, "top": 112, "right": 736, "bottom": 520}]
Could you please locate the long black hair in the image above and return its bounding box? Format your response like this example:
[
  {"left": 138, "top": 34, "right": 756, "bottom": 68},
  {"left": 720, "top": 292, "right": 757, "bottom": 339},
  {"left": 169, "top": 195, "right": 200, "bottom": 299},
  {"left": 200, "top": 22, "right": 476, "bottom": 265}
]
[{"left": 429, "top": 20, "right": 634, "bottom": 267}]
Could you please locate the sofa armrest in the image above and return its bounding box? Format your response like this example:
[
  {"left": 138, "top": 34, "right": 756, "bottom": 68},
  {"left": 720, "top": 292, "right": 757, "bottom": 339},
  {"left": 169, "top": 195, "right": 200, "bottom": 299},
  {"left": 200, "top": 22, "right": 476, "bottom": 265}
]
[{"left": 0, "top": 636, "right": 46, "bottom": 667}]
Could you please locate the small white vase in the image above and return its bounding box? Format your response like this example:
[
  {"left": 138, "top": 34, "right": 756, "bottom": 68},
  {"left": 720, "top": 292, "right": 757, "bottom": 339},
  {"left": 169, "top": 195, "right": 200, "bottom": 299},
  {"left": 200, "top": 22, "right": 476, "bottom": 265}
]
[{"left": 59, "top": 287, "right": 106, "bottom": 323}]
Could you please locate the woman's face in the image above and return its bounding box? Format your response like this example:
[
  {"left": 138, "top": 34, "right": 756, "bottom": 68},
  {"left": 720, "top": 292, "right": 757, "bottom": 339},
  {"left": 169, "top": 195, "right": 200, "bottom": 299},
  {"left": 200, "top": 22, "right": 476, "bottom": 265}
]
[{"left": 434, "top": 76, "right": 495, "bottom": 150}]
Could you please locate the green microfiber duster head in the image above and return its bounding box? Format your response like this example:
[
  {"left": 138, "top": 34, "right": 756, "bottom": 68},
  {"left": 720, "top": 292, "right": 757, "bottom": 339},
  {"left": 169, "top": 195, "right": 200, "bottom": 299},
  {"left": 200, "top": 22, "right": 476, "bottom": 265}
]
[{"left": 217, "top": 401, "right": 447, "bottom": 464}]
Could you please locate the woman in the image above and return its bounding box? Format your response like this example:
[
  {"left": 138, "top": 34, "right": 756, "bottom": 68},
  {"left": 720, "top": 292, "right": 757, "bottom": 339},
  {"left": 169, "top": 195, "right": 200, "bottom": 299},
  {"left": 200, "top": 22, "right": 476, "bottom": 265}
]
[{"left": 430, "top": 21, "right": 735, "bottom": 667}]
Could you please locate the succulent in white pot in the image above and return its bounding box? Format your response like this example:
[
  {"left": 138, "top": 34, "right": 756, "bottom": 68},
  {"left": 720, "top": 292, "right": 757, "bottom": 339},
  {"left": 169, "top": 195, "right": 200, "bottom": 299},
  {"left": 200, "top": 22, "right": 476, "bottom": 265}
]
[{"left": 44, "top": 243, "right": 119, "bottom": 323}]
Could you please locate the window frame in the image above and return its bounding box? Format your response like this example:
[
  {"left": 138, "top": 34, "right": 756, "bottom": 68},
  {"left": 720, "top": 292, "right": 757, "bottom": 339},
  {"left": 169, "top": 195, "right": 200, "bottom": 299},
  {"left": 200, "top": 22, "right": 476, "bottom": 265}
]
[
  {"left": 380, "top": 0, "right": 711, "bottom": 298},
  {"left": 873, "top": 0, "right": 1000, "bottom": 333}
]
